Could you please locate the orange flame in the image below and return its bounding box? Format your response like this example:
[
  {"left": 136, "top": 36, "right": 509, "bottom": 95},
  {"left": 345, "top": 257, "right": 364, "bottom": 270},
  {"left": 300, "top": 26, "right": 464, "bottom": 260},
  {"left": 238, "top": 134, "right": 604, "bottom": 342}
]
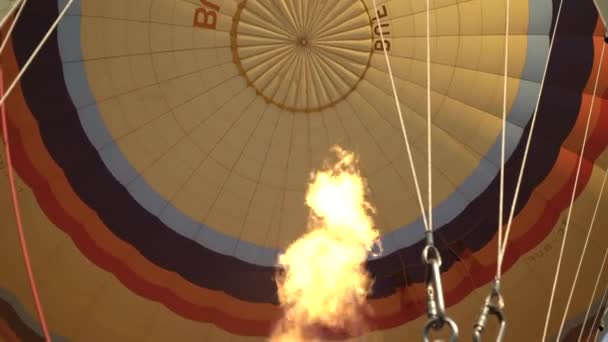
[{"left": 272, "top": 146, "right": 380, "bottom": 341}]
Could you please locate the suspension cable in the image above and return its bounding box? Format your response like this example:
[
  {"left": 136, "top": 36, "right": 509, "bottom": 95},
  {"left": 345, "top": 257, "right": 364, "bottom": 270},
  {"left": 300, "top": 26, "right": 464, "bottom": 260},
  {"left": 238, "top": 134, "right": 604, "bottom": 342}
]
[
  {"left": 0, "top": 1, "right": 21, "bottom": 25},
  {"left": 370, "top": 0, "right": 457, "bottom": 340},
  {"left": 0, "top": 0, "right": 74, "bottom": 109},
  {"left": 0, "top": 0, "right": 26, "bottom": 56},
  {"left": 499, "top": 0, "right": 565, "bottom": 266},
  {"left": 426, "top": 0, "right": 432, "bottom": 237},
  {"left": 420, "top": 1, "right": 458, "bottom": 340},
  {"left": 370, "top": 0, "right": 428, "bottom": 230},
  {"left": 541, "top": 10, "right": 605, "bottom": 342},
  {"left": 578, "top": 246, "right": 608, "bottom": 342},
  {"left": 0, "top": 0, "right": 24, "bottom": 39},
  {"left": 455, "top": 0, "right": 565, "bottom": 336},
  {"left": 554, "top": 40, "right": 607, "bottom": 341},
  {"left": 472, "top": 1, "right": 511, "bottom": 340},
  {"left": 496, "top": 0, "right": 511, "bottom": 278},
  {"left": 0, "top": 67, "right": 52, "bottom": 340},
  {"left": 0, "top": 0, "right": 75, "bottom": 340}
]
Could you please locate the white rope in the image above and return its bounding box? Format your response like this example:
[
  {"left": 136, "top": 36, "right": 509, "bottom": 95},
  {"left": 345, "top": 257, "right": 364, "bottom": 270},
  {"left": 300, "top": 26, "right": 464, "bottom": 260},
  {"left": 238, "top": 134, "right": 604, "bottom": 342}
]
[
  {"left": 541, "top": 14, "right": 601, "bottom": 341},
  {"left": 426, "top": 0, "right": 432, "bottom": 233},
  {"left": 371, "top": 0, "right": 430, "bottom": 232},
  {"left": 555, "top": 42, "right": 607, "bottom": 341},
  {"left": 0, "top": 0, "right": 22, "bottom": 29},
  {"left": 478, "top": 0, "right": 565, "bottom": 336},
  {"left": 579, "top": 245, "right": 608, "bottom": 342},
  {"left": 0, "top": 0, "right": 24, "bottom": 37},
  {"left": 499, "top": 0, "right": 565, "bottom": 263},
  {"left": 587, "top": 272, "right": 608, "bottom": 342},
  {"left": 0, "top": 1, "right": 74, "bottom": 340},
  {"left": 0, "top": 0, "right": 74, "bottom": 109},
  {"left": 0, "top": 0, "right": 26, "bottom": 57},
  {"left": 496, "top": 0, "right": 511, "bottom": 279}
]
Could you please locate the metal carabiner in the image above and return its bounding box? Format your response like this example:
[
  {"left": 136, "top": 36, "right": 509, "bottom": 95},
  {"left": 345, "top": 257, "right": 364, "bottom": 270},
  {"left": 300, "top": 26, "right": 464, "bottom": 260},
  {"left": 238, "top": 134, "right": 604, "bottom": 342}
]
[
  {"left": 422, "top": 244, "right": 459, "bottom": 341},
  {"left": 473, "top": 279, "right": 506, "bottom": 342},
  {"left": 422, "top": 244, "right": 445, "bottom": 316}
]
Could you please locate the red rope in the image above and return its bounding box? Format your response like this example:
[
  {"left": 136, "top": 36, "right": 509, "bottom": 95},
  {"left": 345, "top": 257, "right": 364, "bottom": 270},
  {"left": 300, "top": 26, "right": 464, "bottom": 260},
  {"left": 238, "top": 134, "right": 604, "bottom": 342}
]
[{"left": 0, "top": 67, "right": 51, "bottom": 341}]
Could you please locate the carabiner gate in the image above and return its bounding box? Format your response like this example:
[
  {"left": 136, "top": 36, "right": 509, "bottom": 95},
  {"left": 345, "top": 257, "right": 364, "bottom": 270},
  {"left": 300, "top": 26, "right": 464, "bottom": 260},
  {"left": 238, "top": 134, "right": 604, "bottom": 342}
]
[
  {"left": 473, "top": 279, "right": 506, "bottom": 342},
  {"left": 422, "top": 243, "right": 459, "bottom": 342}
]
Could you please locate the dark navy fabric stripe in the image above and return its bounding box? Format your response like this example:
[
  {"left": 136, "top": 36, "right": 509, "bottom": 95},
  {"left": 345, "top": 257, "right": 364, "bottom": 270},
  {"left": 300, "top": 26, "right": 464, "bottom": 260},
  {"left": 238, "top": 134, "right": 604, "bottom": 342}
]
[
  {"left": 12, "top": 0, "right": 594, "bottom": 304},
  {"left": 369, "top": 0, "right": 596, "bottom": 293},
  {"left": 0, "top": 298, "right": 44, "bottom": 342}
]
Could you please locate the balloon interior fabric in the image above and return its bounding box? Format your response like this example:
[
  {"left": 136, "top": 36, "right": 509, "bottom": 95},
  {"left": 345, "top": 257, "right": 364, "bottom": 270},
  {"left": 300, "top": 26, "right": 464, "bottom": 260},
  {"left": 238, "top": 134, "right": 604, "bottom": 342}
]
[{"left": 2, "top": 0, "right": 608, "bottom": 341}]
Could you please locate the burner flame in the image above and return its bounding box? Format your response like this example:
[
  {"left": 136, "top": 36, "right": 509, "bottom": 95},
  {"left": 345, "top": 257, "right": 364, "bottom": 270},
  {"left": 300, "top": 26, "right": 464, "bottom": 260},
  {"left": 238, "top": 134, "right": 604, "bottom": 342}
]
[{"left": 271, "top": 146, "right": 380, "bottom": 341}]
